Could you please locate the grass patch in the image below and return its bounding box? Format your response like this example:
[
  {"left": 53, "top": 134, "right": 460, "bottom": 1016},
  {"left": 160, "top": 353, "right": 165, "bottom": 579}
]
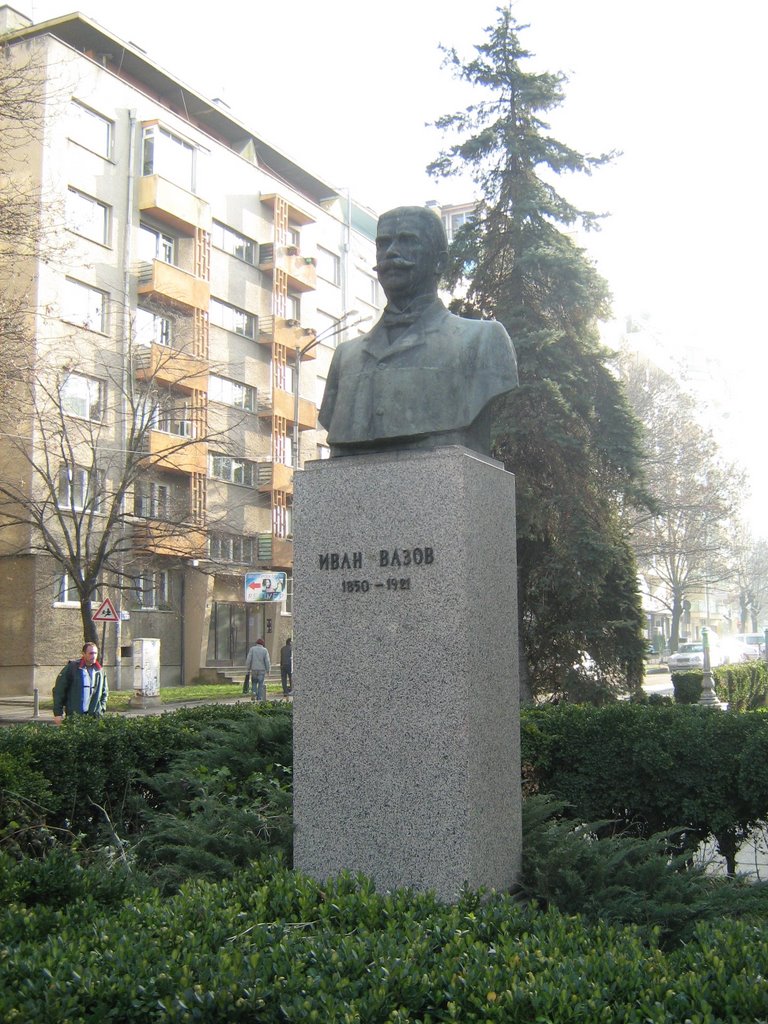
[{"left": 39, "top": 680, "right": 288, "bottom": 713}]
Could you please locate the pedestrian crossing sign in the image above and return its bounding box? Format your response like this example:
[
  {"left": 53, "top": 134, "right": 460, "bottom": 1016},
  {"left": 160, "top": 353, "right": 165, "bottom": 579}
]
[{"left": 92, "top": 597, "right": 119, "bottom": 622}]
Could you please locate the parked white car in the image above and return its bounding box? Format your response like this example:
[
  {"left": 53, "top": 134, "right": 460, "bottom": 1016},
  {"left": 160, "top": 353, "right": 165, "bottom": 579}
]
[
  {"left": 733, "top": 633, "right": 765, "bottom": 659},
  {"left": 667, "top": 641, "right": 724, "bottom": 672},
  {"left": 720, "top": 637, "right": 754, "bottom": 664}
]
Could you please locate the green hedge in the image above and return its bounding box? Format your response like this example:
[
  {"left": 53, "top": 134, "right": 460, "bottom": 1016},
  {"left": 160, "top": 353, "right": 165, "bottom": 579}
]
[
  {"left": 671, "top": 660, "right": 768, "bottom": 710},
  {"left": 0, "top": 704, "right": 292, "bottom": 854},
  {"left": 521, "top": 702, "right": 768, "bottom": 872},
  {"left": 1, "top": 866, "right": 767, "bottom": 1023}
]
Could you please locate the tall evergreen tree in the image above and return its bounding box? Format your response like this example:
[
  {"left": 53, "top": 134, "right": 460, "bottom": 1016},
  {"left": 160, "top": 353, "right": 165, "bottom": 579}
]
[{"left": 430, "top": 7, "right": 651, "bottom": 700}]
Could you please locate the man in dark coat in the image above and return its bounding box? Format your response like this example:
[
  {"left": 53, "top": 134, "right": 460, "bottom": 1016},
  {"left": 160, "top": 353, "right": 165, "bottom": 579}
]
[
  {"left": 280, "top": 637, "right": 293, "bottom": 696},
  {"left": 318, "top": 206, "right": 518, "bottom": 457},
  {"left": 53, "top": 642, "right": 108, "bottom": 724}
]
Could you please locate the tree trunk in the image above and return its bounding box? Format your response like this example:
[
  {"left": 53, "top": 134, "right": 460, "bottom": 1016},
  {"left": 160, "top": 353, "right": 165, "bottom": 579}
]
[
  {"left": 670, "top": 592, "right": 684, "bottom": 652},
  {"left": 80, "top": 598, "right": 98, "bottom": 645}
]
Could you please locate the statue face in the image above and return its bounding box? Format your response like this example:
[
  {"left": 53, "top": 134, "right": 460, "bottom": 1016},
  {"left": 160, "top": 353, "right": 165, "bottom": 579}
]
[{"left": 375, "top": 211, "right": 440, "bottom": 305}]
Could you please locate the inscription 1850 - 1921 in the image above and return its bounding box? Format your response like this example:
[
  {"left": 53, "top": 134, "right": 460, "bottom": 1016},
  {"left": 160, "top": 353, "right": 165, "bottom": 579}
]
[{"left": 318, "top": 546, "right": 435, "bottom": 595}]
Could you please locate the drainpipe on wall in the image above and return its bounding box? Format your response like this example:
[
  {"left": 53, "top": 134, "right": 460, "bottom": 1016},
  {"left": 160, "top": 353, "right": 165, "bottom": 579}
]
[{"left": 115, "top": 109, "right": 137, "bottom": 691}]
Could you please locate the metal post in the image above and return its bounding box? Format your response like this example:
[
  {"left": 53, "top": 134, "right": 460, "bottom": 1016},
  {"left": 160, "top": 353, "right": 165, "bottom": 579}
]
[
  {"left": 699, "top": 625, "right": 725, "bottom": 708},
  {"left": 33, "top": 687, "right": 39, "bottom": 719}
]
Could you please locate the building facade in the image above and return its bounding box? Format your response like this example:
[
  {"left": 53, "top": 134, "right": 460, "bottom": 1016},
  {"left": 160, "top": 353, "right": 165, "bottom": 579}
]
[{"left": 0, "top": 6, "right": 382, "bottom": 694}]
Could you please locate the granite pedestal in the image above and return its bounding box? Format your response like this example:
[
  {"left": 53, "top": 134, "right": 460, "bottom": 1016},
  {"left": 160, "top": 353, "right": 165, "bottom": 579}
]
[{"left": 293, "top": 446, "right": 521, "bottom": 901}]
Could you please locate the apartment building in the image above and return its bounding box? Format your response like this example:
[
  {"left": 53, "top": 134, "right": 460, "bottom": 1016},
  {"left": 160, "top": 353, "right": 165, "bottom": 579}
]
[{"left": 0, "top": 6, "right": 382, "bottom": 694}]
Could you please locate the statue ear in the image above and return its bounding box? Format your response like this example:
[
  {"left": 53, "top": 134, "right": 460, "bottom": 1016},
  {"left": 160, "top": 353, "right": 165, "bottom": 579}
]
[{"left": 435, "top": 250, "right": 448, "bottom": 279}]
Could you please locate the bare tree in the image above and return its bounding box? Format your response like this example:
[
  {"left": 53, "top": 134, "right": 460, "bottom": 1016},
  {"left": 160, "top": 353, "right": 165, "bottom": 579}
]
[
  {"left": 0, "top": 321, "right": 239, "bottom": 642},
  {"left": 731, "top": 527, "right": 768, "bottom": 633},
  {"left": 617, "top": 347, "right": 745, "bottom": 649}
]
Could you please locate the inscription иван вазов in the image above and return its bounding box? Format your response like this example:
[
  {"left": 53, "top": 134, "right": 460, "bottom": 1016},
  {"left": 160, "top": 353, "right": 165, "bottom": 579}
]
[
  {"left": 318, "top": 206, "right": 518, "bottom": 457},
  {"left": 318, "top": 545, "right": 435, "bottom": 593}
]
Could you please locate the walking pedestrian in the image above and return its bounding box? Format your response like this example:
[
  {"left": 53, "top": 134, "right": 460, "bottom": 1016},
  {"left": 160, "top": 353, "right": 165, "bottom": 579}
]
[{"left": 244, "top": 639, "right": 270, "bottom": 702}]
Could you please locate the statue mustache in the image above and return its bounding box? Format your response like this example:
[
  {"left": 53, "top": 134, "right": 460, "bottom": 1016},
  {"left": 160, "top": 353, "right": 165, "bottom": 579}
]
[{"left": 373, "top": 257, "right": 416, "bottom": 273}]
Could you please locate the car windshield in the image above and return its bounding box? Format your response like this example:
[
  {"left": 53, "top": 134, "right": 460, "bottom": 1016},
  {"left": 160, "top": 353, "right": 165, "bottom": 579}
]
[{"left": 677, "top": 644, "right": 702, "bottom": 653}]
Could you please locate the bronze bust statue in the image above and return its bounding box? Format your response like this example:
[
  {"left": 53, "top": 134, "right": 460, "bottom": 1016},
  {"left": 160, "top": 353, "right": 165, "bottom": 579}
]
[{"left": 318, "top": 205, "right": 518, "bottom": 457}]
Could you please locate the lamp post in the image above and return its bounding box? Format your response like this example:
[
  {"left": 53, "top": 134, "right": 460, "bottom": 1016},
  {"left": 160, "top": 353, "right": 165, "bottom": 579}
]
[
  {"left": 698, "top": 625, "right": 725, "bottom": 708},
  {"left": 291, "top": 310, "right": 372, "bottom": 470}
]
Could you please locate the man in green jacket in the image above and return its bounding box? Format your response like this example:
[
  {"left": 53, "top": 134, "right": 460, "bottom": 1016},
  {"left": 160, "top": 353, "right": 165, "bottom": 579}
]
[{"left": 53, "top": 642, "right": 108, "bottom": 724}]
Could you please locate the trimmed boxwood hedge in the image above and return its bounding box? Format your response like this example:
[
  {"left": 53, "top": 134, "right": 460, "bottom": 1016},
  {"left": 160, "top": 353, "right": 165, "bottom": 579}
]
[
  {"left": 671, "top": 660, "right": 768, "bottom": 709},
  {"left": 1, "top": 866, "right": 767, "bottom": 1023},
  {"left": 520, "top": 701, "right": 768, "bottom": 873}
]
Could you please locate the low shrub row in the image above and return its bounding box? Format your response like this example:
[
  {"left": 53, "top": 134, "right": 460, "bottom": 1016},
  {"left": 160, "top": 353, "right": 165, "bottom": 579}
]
[
  {"left": 520, "top": 702, "right": 768, "bottom": 873},
  {"left": 0, "top": 704, "right": 293, "bottom": 862},
  {"left": 5, "top": 701, "right": 768, "bottom": 880},
  {"left": 671, "top": 660, "right": 768, "bottom": 710},
  {"left": 2, "top": 864, "right": 768, "bottom": 1023}
]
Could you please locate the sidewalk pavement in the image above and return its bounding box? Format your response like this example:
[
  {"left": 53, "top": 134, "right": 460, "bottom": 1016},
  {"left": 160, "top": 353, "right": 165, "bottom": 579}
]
[{"left": 0, "top": 691, "right": 291, "bottom": 725}]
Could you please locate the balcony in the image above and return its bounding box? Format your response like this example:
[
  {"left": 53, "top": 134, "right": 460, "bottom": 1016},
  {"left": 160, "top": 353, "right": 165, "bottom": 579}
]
[
  {"left": 255, "top": 532, "right": 293, "bottom": 569},
  {"left": 260, "top": 193, "right": 315, "bottom": 227},
  {"left": 133, "top": 519, "right": 206, "bottom": 559},
  {"left": 134, "top": 343, "right": 209, "bottom": 393},
  {"left": 141, "top": 430, "right": 207, "bottom": 475},
  {"left": 258, "top": 387, "right": 317, "bottom": 431},
  {"left": 138, "top": 175, "right": 211, "bottom": 233},
  {"left": 257, "top": 317, "right": 317, "bottom": 359},
  {"left": 137, "top": 260, "right": 210, "bottom": 311},
  {"left": 258, "top": 243, "right": 317, "bottom": 292},
  {"left": 256, "top": 461, "right": 293, "bottom": 494}
]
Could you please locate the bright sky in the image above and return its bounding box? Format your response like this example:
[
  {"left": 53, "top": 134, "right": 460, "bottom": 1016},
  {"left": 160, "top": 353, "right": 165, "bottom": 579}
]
[{"left": 27, "top": 0, "right": 768, "bottom": 533}]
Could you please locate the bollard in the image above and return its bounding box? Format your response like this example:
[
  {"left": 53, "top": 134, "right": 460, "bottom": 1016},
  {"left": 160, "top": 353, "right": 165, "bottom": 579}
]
[{"left": 33, "top": 687, "right": 39, "bottom": 718}]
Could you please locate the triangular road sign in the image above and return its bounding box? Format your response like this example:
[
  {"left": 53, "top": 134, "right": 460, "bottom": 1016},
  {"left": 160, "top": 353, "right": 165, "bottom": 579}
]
[{"left": 92, "top": 597, "right": 119, "bottom": 623}]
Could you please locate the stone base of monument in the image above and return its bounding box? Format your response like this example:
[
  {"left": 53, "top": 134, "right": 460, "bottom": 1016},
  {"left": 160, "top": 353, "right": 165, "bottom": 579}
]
[{"left": 293, "top": 446, "right": 521, "bottom": 902}]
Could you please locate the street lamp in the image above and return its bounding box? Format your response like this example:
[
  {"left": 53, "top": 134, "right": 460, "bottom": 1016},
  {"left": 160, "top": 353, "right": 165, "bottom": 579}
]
[
  {"left": 698, "top": 625, "right": 725, "bottom": 709},
  {"left": 292, "top": 310, "right": 372, "bottom": 469}
]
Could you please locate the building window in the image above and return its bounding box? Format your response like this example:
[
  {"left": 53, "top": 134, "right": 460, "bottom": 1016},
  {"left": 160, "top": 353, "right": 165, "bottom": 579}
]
[
  {"left": 60, "top": 373, "right": 105, "bottom": 421},
  {"left": 70, "top": 100, "right": 113, "bottom": 158},
  {"left": 57, "top": 466, "right": 101, "bottom": 513},
  {"left": 208, "top": 532, "right": 255, "bottom": 563},
  {"left": 274, "top": 360, "right": 294, "bottom": 394},
  {"left": 208, "top": 374, "right": 256, "bottom": 411},
  {"left": 142, "top": 124, "right": 196, "bottom": 191},
  {"left": 316, "top": 311, "right": 342, "bottom": 348},
  {"left": 317, "top": 246, "right": 341, "bottom": 286},
  {"left": 152, "top": 400, "right": 193, "bottom": 438},
  {"left": 286, "top": 293, "right": 301, "bottom": 322},
  {"left": 67, "top": 188, "right": 111, "bottom": 244},
  {"left": 210, "top": 297, "right": 256, "bottom": 339},
  {"left": 211, "top": 220, "right": 257, "bottom": 265},
  {"left": 209, "top": 453, "right": 257, "bottom": 487},
  {"left": 287, "top": 225, "right": 301, "bottom": 248},
  {"left": 134, "top": 307, "right": 173, "bottom": 347},
  {"left": 133, "top": 570, "right": 170, "bottom": 610},
  {"left": 443, "top": 209, "right": 475, "bottom": 243},
  {"left": 139, "top": 222, "right": 176, "bottom": 264},
  {"left": 54, "top": 573, "right": 100, "bottom": 607},
  {"left": 281, "top": 571, "right": 293, "bottom": 615},
  {"left": 62, "top": 279, "right": 108, "bottom": 333},
  {"left": 134, "top": 480, "right": 171, "bottom": 519}
]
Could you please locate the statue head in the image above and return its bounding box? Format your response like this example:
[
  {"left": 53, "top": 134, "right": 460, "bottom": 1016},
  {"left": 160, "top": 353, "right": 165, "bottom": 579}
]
[{"left": 373, "top": 206, "right": 448, "bottom": 306}]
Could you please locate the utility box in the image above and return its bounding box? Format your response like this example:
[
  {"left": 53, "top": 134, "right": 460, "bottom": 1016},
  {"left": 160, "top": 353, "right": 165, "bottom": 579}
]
[{"left": 128, "top": 638, "right": 161, "bottom": 708}]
